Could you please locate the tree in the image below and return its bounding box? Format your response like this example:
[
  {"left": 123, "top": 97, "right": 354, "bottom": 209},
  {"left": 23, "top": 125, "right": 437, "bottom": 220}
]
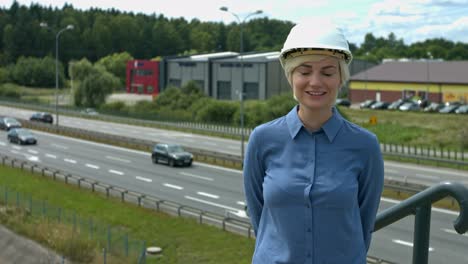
[
  {"left": 71, "top": 58, "right": 119, "bottom": 107},
  {"left": 96, "top": 52, "right": 133, "bottom": 89}
]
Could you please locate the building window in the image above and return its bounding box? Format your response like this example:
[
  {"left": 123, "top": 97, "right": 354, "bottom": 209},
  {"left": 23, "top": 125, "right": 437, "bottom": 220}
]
[
  {"left": 169, "top": 79, "right": 181, "bottom": 87},
  {"left": 244, "top": 82, "right": 259, "bottom": 100},
  {"left": 218, "top": 81, "right": 231, "bottom": 100},
  {"left": 135, "top": 69, "right": 153, "bottom": 76}
]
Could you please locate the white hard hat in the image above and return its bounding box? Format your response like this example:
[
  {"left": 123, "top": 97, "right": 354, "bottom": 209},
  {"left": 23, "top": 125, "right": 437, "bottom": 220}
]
[{"left": 280, "top": 21, "right": 353, "bottom": 66}]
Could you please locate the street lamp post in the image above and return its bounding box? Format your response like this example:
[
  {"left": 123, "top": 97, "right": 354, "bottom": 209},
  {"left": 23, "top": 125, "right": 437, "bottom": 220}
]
[
  {"left": 220, "top": 7, "right": 263, "bottom": 165},
  {"left": 55, "top": 25, "right": 74, "bottom": 127}
]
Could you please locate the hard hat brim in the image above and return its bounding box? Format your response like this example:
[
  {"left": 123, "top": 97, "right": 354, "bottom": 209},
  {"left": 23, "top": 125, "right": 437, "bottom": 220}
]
[{"left": 281, "top": 48, "right": 352, "bottom": 65}]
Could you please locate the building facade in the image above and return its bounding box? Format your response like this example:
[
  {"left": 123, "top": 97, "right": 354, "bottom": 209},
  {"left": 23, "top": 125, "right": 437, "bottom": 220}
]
[{"left": 349, "top": 60, "right": 468, "bottom": 103}]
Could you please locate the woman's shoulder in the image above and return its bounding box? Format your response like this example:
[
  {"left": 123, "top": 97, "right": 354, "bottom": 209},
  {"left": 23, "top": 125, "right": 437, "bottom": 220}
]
[
  {"left": 340, "top": 119, "right": 379, "bottom": 143},
  {"left": 250, "top": 116, "right": 288, "bottom": 139}
]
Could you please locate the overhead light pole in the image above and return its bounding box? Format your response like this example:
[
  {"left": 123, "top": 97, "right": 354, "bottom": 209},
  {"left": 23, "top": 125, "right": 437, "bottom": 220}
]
[
  {"left": 41, "top": 23, "right": 74, "bottom": 127},
  {"left": 219, "top": 7, "right": 263, "bottom": 165}
]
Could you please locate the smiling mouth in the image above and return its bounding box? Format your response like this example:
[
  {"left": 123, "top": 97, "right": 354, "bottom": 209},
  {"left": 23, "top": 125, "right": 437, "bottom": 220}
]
[{"left": 306, "top": 91, "right": 326, "bottom": 96}]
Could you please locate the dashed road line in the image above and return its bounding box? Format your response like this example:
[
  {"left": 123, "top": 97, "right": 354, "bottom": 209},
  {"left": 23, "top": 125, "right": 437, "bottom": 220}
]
[
  {"left": 109, "top": 169, "right": 124, "bottom": 175},
  {"left": 197, "top": 192, "right": 219, "bottom": 199},
  {"left": 392, "top": 239, "right": 434, "bottom": 252},
  {"left": 163, "top": 183, "right": 183, "bottom": 190},
  {"left": 180, "top": 172, "right": 213, "bottom": 181}
]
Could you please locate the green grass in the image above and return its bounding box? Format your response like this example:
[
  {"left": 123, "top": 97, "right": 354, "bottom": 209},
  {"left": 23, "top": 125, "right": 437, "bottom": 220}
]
[
  {"left": 341, "top": 107, "right": 468, "bottom": 149},
  {"left": 0, "top": 165, "right": 255, "bottom": 264}
]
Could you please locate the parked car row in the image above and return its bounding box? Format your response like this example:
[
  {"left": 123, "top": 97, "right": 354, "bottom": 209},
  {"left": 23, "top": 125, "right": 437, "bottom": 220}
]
[{"left": 358, "top": 99, "right": 468, "bottom": 114}]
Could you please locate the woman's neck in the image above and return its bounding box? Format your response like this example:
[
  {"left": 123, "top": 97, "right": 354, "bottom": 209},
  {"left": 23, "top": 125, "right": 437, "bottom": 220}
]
[{"left": 297, "top": 105, "right": 333, "bottom": 132}]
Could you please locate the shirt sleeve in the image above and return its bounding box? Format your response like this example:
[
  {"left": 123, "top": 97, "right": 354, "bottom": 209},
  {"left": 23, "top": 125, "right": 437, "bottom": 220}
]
[
  {"left": 243, "top": 128, "right": 265, "bottom": 235},
  {"left": 358, "top": 135, "right": 384, "bottom": 251}
]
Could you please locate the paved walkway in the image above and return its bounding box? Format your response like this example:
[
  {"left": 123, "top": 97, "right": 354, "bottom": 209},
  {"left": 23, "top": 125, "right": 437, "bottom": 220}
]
[{"left": 0, "top": 225, "right": 64, "bottom": 264}]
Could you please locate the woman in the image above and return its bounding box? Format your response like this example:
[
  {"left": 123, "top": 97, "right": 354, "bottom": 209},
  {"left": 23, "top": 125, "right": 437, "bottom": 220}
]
[{"left": 243, "top": 21, "right": 384, "bottom": 264}]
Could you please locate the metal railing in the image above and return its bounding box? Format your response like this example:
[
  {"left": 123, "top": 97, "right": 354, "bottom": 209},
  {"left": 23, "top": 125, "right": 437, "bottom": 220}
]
[{"left": 374, "top": 181, "right": 468, "bottom": 264}]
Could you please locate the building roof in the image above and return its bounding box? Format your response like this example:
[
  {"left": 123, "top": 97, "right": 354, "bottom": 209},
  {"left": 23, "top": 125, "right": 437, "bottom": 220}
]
[
  {"left": 214, "top": 51, "right": 281, "bottom": 63},
  {"left": 350, "top": 60, "right": 468, "bottom": 84}
]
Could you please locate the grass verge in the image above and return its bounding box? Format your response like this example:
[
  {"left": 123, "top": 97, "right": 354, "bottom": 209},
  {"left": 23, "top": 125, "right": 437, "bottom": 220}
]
[{"left": 0, "top": 165, "right": 255, "bottom": 264}]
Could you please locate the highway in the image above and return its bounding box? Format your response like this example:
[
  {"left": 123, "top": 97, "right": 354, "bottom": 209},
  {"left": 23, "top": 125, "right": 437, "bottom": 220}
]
[{"left": 0, "top": 129, "right": 467, "bottom": 263}]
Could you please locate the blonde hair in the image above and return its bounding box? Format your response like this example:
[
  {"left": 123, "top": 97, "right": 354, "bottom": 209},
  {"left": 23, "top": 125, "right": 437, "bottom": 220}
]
[{"left": 282, "top": 54, "right": 350, "bottom": 88}]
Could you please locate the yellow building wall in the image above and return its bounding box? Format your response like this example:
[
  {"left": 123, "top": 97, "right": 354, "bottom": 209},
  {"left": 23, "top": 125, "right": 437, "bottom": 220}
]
[{"left": 350, "top": 81, "right": 468, "bottom": 102}]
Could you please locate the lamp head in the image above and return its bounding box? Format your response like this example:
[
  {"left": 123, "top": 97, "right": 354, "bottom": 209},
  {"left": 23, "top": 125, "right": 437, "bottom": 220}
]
[{"left": 219, "top": 6, "right": 228, "bottom": 12}]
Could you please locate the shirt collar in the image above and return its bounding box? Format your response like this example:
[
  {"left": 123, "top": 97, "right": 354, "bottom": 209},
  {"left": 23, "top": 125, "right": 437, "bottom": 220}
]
[{"left": 286, "top": 105, "right": 343, "bottom": 142}]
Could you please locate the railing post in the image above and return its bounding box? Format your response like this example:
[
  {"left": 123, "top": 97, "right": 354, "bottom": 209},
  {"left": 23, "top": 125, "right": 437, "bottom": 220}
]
[{"left": 413, "top": 204, "right": 431, "bottom": 264}]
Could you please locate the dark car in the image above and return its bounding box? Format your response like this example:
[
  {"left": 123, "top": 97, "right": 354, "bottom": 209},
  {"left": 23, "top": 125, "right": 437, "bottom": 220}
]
[
  {"left": 151, "top": 143, "right": 193, "bottom": 167},
  {"left": 0, "top": 117, "right": 22, "bottom": 131},
  {"left": 335, "top": 98, "right": 351, "bottom": 107},
  {"left": 7, "top": 128, "right": 37, "bottom": 145},
  {"left": 359, "top": 100, "right": 376, "bottom": 109},
  {"left": 30, "top": 112, "right": 53, "bottom": 124},
  {"left": 370, "top": 101, "right": 390, "bottom": 110}
]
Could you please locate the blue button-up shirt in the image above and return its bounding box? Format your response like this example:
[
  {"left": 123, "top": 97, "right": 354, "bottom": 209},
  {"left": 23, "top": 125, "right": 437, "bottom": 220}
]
[{"left": 243, "top": 106, "right": 384, "bottom": 264}]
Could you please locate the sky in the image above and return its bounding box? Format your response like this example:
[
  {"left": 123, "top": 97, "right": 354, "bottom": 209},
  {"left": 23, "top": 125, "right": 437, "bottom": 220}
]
[{"left": 1, "top": 0, "right": 468, "bottom": 46}]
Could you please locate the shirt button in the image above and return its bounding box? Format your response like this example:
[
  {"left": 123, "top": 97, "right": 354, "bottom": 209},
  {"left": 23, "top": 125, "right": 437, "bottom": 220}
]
[
  {"left": 307, "top": 228, "right": 311, "bottom": 232},
  {"left": 307, "top": 253, "right": 311, "bottom": 258}
]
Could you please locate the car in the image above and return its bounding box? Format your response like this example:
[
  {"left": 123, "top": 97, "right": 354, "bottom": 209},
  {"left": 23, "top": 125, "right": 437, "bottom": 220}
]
[
  {"left": 399, "top": 101, "right": 420, "bottom": 111},
  {"left": 439, "top": 102, "right": 462, "bottom": 114},
  {"left": 151, "top": 143, "right": 193, "bottom": 167},
  {"left": 387, "top": 99, "right": 411, "bottom": 110},
  {"left": 30, "top": 112, "right": 53, "bottom": 124},
  {"left": 335, "top": 98, "right": 351, "bottom": 107},
  {"left": 7, "top": 128, "right": 37, "bottom": 145},
  {"left": 0, "top": 117, "right": 22, "bottom": 131},
  {"left": 423, "top": 102, "right": 444, "bottom": 112},
  {"left": 359, "top": 100, "right": 376, "bottom": 109},
  {"left": 370, "top": 101, "right": 390, "bottom": 110},
  {"left": 81, "top": 108, "right": 99, "bottom": 115},
  {"left": 454, "top": 104, "right": 468, "bottom": 114}
]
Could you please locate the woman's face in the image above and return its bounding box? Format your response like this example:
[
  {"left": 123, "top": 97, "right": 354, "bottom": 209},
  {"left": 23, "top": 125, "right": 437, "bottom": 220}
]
[{"left": 291, "top": 57, "right": 341, "bottom": 112}]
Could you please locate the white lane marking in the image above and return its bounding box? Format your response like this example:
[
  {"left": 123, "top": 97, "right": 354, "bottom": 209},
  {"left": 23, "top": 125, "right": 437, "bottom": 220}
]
[
  {"left": 27, "top": 149, "right": 39, "bottom": 154},
  {"left": 109, "top": 169, "right": 124, "bottom": 175},
  {"left": 381, "top": 198, "right": 459, "bottom": 216},
  {"left": 441, "top": 228, "right": 468, "bottom": 237},
  {"left": 392, "top": 239, "right": 434, "bottom": 252},
  {"left": 27, "top": 156, "right": 40, "bottom": 162},
  {"left": 64, "top": 158, "right": 77, "bottom": 164},
  {"left": 0, "top": 142, "right": 6, "bottom": 146},
  {"left": 51, "top": 143, "right": 68, "bottom": 149},
  {"left": 179, "top": 172, "right": 213, "bottom": 181},
  {"left": 385, "top": 169, "right": 398, "bottom": 173},
  {"left": 237, "top": 201, "right": 246, "bottom": 206},
  {"left": 197, "top": 192, "right": 219, "bottom": 199},
  {"left": 185, "top": 195, "right": 247, "bottom": 218},
  {"left": 163, "top": 183, "right": 183, "bottom": 190},
  {"left": 136, "top": 176, "right": 152, "bottom": 183},
  {"left": 45, "top": 154, "right": 57, "bottom": 159},
  {"left": 106, "top": 156, "right": 131, "bottom": 163},
  {"left": 85, "top": 164, "right": 100, "bottom": 169},
  {"left": 415, "top": 174, "right": 440, "bottom": 180}
]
